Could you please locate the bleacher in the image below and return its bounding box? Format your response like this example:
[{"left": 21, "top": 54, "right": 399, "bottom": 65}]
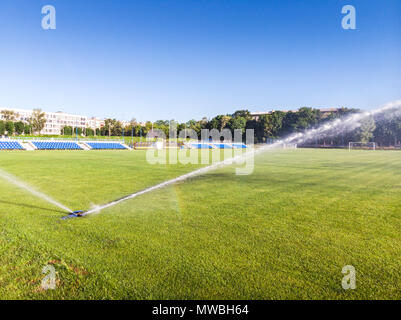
[
  {"left": 0, "top": 141, "right": 24, "bottom": 150},
  {"left": 189, "top": 143, "right": 213, "bottom": 149},
  {"left": 232, "top": 143, "right": 247, "bottom": 149},
  {"left": 86, "top": 142, "right": 127, "bottom": 150},
  {"left": 188, "top": 143, "right": 247, "bottom": 149},
  {"left": 212, "top": 143, "right": 233, "bottom": 149},
  {"left": 0, "top": 139, "right": 245, "bottom": 151},
  {"left": 32, "top": 141, "right": 82, "bottom": 150}
]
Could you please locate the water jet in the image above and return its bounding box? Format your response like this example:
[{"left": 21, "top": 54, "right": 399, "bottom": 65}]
[{"left": 74, "top": 100, "right": 401, "bottom": 218}]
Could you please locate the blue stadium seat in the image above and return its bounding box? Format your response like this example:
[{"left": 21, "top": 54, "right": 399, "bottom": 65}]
[
  {"left": 213, "top": 144, "right": 233, "bottom": 149},
  {"left": 32, "top": 141, "right": 82, "bottom": 150},
  {"left": 190, "top": 143, "right": 213, "bottom": 149},
  {"left": 87, "top": 142, "right": 126, "bottom": 150},
  {"left": 0, "top": 141, "right": 24, "bottom": 150},
  {"left": 232, "top": 143, "right": 247, "bottom": 149}
]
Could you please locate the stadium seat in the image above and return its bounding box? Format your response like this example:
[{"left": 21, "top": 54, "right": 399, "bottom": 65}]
[
  {"left": 32, "top": 141, "right": 82, "bottom": 150},
  {"left": 190, "top": 143, "right": 213, "bottom": 149},
  {"left": 0, "top": 141, "right": 24, "bottom": 150},
  {"left": 213, "top": 144, "right": 233, "bottom": 149},
  {"left": 232, "top": 143, "right": 247, "bottom": 149},
  {"left": 87, "top": 142, "right": 126, "bottom": 150}
]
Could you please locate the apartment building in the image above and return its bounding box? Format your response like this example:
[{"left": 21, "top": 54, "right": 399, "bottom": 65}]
[{"left": 0, "top": 108, "right": 105, "bottom": 135}]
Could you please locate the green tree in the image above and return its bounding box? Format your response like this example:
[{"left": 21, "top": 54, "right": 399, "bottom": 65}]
[
  {"left": 24, "top": 124, "right": 31, "bottom": 135},
  {"left": 232, "top": 110, "right": 251, "bottom": 121},
  {"left": 259, "top": 111, "right": 286, "bottom": 138},
  {"left": 293, "top": 107, "right": 321, "bottom": 131},
  {"left": 30, "top": 109, "right": 46, "bottom": 134},
  {"left": 227, "top": 116, "right": 247, "bottom": 135},
  {"left": 0, "top": 120, "right": 5, "bottom": 135},
  {"left": 62, "top": 126, "right": 72, "bottom": 135},
  {"left": 14, "top": 121, "right": 24, "bottom": 135},
  {"left": 208, "top": 115, "right": 231, "bottom": 131},
  {"left": 356, "top": 116, "right": 376, "bottom": 143},
  {"left": 131, "top": 124, "right": 140, "bottom": 137},
  {"left": 186, "top": 119, "right": 203, "bottom": 138},
  {"left": 104, "top": 119, "right": 120, "bottom": 137},
  {"left": 0, "top": 110, "right": 19, "bottom": 121},
  {"left": 5, "top": 121, "right": 14, "bottom": 135},
  {"left": 99, "top": 127, "right": 106, "bottom": 136},
  {"left": 111, "top": 121, "right": 123, "bottom": 136}
]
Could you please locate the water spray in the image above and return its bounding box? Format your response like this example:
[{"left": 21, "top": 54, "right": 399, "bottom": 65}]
[
  {"left": 70, "top": 100, "right": 401, "bottom": 219},
  {"left": 0, "top": 168, "right": 73, "bottom": 214},
  {"left": 65, "top": 151, "right": 253, "bottom": 219},
  {"left": 2, "top": 100, "right": 400, "bottom": 219}
]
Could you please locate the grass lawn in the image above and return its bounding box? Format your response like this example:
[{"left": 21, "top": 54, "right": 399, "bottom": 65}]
[{"left": 0, "top": 148, "right": 400, "bottom": 299}]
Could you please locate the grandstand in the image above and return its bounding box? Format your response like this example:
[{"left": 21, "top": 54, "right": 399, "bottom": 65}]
[
  {"left": 186, "top": 142, "right": 247, "bottom": 149},
  {"left": 86, "top": 142, "right": 128, "bottom": 150},
  {"left": 231, "top": 143, "right": 247, "bottom": 149},
  {"left": 0, "top": 139, "right": 245, "bottom": 151},
  {"left": 32, "top": 141, "right": 83, "bottom": 150},
  {"left": 0, "top": 140, "right": 24, "bottom": 150},
  {"left": 0, "top": 139, "right": 130, "bottom": 151},
  {"left": 189, "top": 143, "right": 214, "bottom": 149}
]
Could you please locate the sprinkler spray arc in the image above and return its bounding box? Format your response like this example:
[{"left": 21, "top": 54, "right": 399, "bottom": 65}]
[
  {"left": 0, "top": 168, "right": 73, "bottom": 214},
  {"left": 2, "top": 100, "right": 399, "bottom": 220},
  {"left": 61, "top": 100, "right": 401, "bottom": 219}
]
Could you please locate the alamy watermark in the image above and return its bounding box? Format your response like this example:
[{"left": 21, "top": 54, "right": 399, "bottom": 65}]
[
  {"left": 40, "top": 4, "right": 355, "bottom": 31},
  {"left": 342, "top": 265, "right": 356, "bottom": 290},
  {"left": 41, "top": 5, "right": 56, "bottom": 30},
  {"left": 41, "top": 264, "right": 57, "bottom": 290},
  {"left": 341, "top": 5, "right": 356, "bottom": 30},
  {"left": 145, "top": 127, "right": 255, "bottom": 175}
]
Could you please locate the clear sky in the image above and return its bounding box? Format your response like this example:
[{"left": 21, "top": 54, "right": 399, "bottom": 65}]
[{"left": 0, "top": 0, "right": 400, "bottom": 122}]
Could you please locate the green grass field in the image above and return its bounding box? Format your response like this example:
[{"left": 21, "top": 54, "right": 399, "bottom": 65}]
[{"left": 0, "top": 148, "right": 400, "bottom": 299}]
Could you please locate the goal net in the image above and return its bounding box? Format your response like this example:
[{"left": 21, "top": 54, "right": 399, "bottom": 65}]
[{"left": 348, "top": 142, "right": 376, "bottom": 150}]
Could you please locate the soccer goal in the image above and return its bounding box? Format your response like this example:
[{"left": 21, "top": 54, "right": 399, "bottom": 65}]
[{"left": 348, "top": 142, "right": 376, "bottom": 150}]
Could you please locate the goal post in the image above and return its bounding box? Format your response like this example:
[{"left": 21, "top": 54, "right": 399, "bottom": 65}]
[{"left": 348, "top": 142, "right": 376, "bottom": 150}]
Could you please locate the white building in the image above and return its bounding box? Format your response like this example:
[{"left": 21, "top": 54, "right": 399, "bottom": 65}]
[
  {"left": 86, "top": 117, "right": 105, "bottom": 132},
  {"left": 0, "top": 108, "right": 105, "bottom": 135}
]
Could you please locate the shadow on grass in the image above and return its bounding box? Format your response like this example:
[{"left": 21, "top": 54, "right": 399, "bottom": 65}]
[{"left": 0, "top": 200, "right": 66, "bottom": 214}]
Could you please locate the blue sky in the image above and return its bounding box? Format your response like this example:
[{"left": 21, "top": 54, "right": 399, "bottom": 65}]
[{"left": 0, "top": 0, "right": 400, "bottom": 122}]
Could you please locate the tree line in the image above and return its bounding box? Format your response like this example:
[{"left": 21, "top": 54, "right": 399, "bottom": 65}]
[
  {"left": 0, "top": 109, "right": 46, "bottom": 136},
  {"left": 124, "top": 107, "right": 399, "bottom": 146}
]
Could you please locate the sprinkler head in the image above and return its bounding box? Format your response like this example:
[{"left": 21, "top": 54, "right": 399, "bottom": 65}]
[{"left": 62, "top": 210, "right": 84, "bottom": 220}]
